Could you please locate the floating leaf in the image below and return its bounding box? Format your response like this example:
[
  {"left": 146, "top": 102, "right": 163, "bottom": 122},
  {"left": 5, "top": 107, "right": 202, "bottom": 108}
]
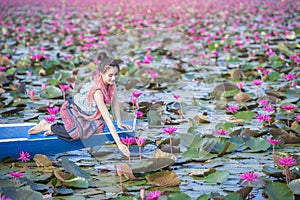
[
  {"left": 234, "top": 111, "right": 256, "bottom": 121},
  {"left": 262, "top": 166, "right": 284, "bottom": 178},
  {"left": 147, "top": 110, "right": 161, "bottom": 125},
  {"left": 196, "top": 194, "right": 211, "bottom": 200},
  {"left": 0, "top": 187, "right": 43, "bottom": 200},
  {"left": 225, "top": 193, "right": 243, "bottom": 200},
  {"left": 188, "top": 168, "right": 216, "bottom": 177},
  {"left": 61, "top": 156, "right": 91, "bottom": 179},
  {"left": 268, "top": 71, "right": 280, "bottom": 82},
  {"left": 116, "top": 164, "right": 136, "bottom": 180},
  {"left": 64, "top": 176, "right": 89, "bottom": 189},
  {"left": 265, "top": 182, "right": 294, "bottom": 200},
  {"left": 245, "top": 137, "right": 271, "bottom": 152},
  {"left": 146, "top": 170, "right": 180, "bottom": 187},
  {"left": 199, "top": 170, "right": 230, "bottom": 183},
  {"left": 181, "top": 148, "right": 218, "bottom": 161},
  {"left": 131, "top": 158, "right": 175, "bottom": 173},
  {"left": 33, "top": 154, "right": 52, "bottom": 167},
  {"left": 115, "top": 196, "right": 138, "bottom": 200},
  {"left": 289, "top": 179, "right": 300, "bottom": 195},
  {"left": 153, "top": 149, "right": 177, "bottom": 161},
  {"left": 41, "top": 85, "right": 62, "bottom": 99},
  {"left": 168, "top": 192, "right": 191, "bottom": 200}
]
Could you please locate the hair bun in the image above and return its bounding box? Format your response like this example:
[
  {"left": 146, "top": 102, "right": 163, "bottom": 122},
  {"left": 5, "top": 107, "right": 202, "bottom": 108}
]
[{"left": 97, "top": 52, "right": 108, "bottom": 61}]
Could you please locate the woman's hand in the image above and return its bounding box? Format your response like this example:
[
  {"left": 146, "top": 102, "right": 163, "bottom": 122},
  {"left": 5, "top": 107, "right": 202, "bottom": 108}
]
[
  {"left": 117, "top": 122, "right": 132, "bottom": 130},
  {"left": 117, "top": 142, "right": 130, "bottom": 158}
]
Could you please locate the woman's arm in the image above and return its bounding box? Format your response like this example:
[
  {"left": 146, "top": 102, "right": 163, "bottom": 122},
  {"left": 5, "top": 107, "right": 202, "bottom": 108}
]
[
  {"left": 94, "top": 90, "right": 130, "bottom": 158},
  {"left": 112, "top": 89, "right": 132, "bottom": 130}
]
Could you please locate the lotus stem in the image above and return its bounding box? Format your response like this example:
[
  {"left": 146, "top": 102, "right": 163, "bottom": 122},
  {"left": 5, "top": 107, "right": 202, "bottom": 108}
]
[
  {"left": 170, "top": 135, "right": 173, "bottom": 154},
  {"left": 285, "top": 166, "right": 291, "bottom": 184},
  {"left": 139, "top": 146, "right": 142, "bottom": 160}
]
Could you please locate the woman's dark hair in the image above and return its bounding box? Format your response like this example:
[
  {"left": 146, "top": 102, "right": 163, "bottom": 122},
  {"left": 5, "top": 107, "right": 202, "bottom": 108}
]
[{"left": 97, "top": 52, "right": 120, "bottom": 73}]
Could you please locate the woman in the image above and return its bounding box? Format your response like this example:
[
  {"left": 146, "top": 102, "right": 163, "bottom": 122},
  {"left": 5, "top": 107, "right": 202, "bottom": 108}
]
[{"left": 28, "top": 53, "right": 130, "bottom": 158}]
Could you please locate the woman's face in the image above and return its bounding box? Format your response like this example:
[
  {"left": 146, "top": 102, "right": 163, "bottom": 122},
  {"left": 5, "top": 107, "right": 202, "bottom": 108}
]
[{"left": 101, "top": 67, "right": 119, "bottom": 86}]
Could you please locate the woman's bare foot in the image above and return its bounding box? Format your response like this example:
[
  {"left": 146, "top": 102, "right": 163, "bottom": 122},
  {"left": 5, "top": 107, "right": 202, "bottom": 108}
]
[
  {"left": 44, "top": 130, "right": 55, "bottom": 136},
  {"left": 28, "top": 120, "right": 49, "bottom": 134}
]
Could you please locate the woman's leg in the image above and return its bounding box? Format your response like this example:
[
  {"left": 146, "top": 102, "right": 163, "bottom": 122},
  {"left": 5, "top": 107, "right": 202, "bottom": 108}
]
[{"left": 28, "top": 120, "right": 51, "bottom": 134}]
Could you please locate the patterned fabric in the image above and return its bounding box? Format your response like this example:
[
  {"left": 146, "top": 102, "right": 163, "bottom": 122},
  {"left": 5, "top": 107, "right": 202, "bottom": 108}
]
[{"left": 59, "top": 75, "right": 115, "bottom": 140}]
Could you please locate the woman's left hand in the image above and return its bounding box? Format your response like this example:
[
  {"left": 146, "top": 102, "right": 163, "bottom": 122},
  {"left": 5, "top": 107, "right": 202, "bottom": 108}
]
[{"left": 117, "top": 122, "right": 132, "bottom": 130}]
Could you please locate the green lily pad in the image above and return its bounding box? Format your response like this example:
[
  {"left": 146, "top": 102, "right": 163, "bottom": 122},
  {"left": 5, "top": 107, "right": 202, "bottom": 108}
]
[
  {"left": 115, "top": 197, "right": 138, "bottom": 200},
  {"left": 147, "top": 110, "right": 161, "bottom": 125},
  {"left": 181, "top": 148, "right": 218, "bottom": 161},
  {"left": 168, "top": 192, "right": 191, "bottom": 200},
  {"left": 56, "top": 188, "right": 74, "bottom": 195},
  {"left": 268, "top": 71, "right": 280, "bottom": 82},
  {"left": 199, "top": 170, "right": 230, "bottom": 183},
  {"left": 0, "top": 187, "right": 43, "bottom": 200},
  {"left": 41, "top": 85, "right": 62, "bottom": 99},
  {"left": 64, "top": 176, "right": 89, "bottom": 189},
  {"left": 146, "top": 170, "right": 180, "bottom": 187},
  {"left": 131, "top": 158, "right": 175, "bottom": 173},
  {"left": 234, "top": 111, "right": 256, "bottom": 121},
  {"left": 225, "top": 193, "right": 243, "bottom": 200},
  {"left": 61, "top": 156, "right": 91, "bottom": 179},
  {"left": 196, "top": 194, "right": 210, "bottom": 200},
  {"left": 265, "top": 182, "right": 294, "bottom": 200},
  {"left": 262, "top": 166, "right": 284, "bottom": 178},
  {"left": 289, "top": 179, "right": 300, "bottom": 195},
  {"left": 245, "top": 137, "right": 271, "bottom": 152}
]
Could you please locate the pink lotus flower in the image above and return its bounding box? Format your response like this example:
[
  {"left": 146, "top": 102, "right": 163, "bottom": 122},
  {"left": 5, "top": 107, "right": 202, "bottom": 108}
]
[
  {"left": 146, "top": 190, "right": 161, "bottom": 200},
  {"left": 295, "top": 114, "right": 300, "bottom": 122},
  {"left": 136, "top": 137, "right": 146, "bottom": 160},
  {"left": 1, "top": 195, "right": 11, "bottom": 200},
  {"left": 29, "top": 90, "right": 35, "bottom": 97},
  {"left": 237, "top": 82, "right": 244, "bottom": 90},
  {"left": 163, "top": 126, "right": 177, "bottom": 154},
  {"left": 41, "top": 83, "right": 47, "bottom": 90},
  {"left": 0, "top": 66, "right": 6, "bottom": 71},
  {"left": 252, "top": 80, "right": 263, "bottom": 86},
  {"left": 9, "top": 171, "right": 24, "bottom": 184},
  {"left": 281, "top": 105, "right": 296, "bottom": 111},
  {"left": 258, "top": 99, "right": 268, "bottom": 106},
  {"left": 134, "top": 60, "right": 142, "bottom": 66},
  {"left": 47, "top": 107, "right": 60, "bottom": 115},
  {"left": 263, "top": 105, "right": 274, "bottom": 112},
  {"left": 266, "top": 49, "right": 274, "bottom": 56},
  {"left": 136, "top": 111, "right": 143, "bottom": 118},
  {"left": 284, "top": 73, "right": 296, "bottom": 81},
  {"left": 18, "top": 151, "right": 30, "bottom": 162},
  {"left": 278, "top": 156, "right": 297, "bottom": 184},
  {"left": 121, "top": 136, "right": 135, "bottom": 162},
  {"left": 214, "top": 129, "right": 228, "bottom": 135},
  {"left": 45, "top": 115, "right": 57, "bottom": 123},
  {"left": 136, "top": 137, "right": 146, "bottom": 147},
  {"left": 163, "top": 126, "right": 178, "bottom": 134},
  {"left": 173, "top": 94, "right": 180, "bottom": 100},
  {"left": 132, "top": 91, "right": 142, "bottom": 98},
  {"left": 267, "top": 139, "right": 281, "bottom": 145},
  {"left": 59, "top": 84, "right": 70, "bottom": 92},
  {"left": 121, "top": 136, "right": 135, "bottom": 146},
  {"left": 240, "top": 171, "right": 259, "bottom": 186},
  {"left": 227, "top": 105, "right": 238, "bottom": 113},
  {"left": 255, "top": 114, "right": 272, "bottom": 122},
  {"left": 145, "top": 70, "right": 158, "bottom": 79},
  {"left": 263, "top": 69, "right": 269, "bottom": 75},
  {"left": 278, "top": 156, "right": 297, "bottom": 167}
]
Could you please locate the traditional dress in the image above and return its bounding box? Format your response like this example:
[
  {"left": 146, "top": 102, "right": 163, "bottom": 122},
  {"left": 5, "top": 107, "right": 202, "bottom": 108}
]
[{"left": 51, "top": 76, "right": 114, "bottom": 141}]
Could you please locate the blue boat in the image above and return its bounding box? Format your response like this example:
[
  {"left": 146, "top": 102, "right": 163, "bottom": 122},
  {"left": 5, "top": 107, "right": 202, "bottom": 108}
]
[{"left": 0, "top": 119, "right": 136, "bottom": 160}]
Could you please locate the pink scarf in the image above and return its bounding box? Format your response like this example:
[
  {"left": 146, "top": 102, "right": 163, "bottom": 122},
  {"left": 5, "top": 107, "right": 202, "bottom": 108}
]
[{"left": 84, "top": 75, "right": 114, "bottom": 120}]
